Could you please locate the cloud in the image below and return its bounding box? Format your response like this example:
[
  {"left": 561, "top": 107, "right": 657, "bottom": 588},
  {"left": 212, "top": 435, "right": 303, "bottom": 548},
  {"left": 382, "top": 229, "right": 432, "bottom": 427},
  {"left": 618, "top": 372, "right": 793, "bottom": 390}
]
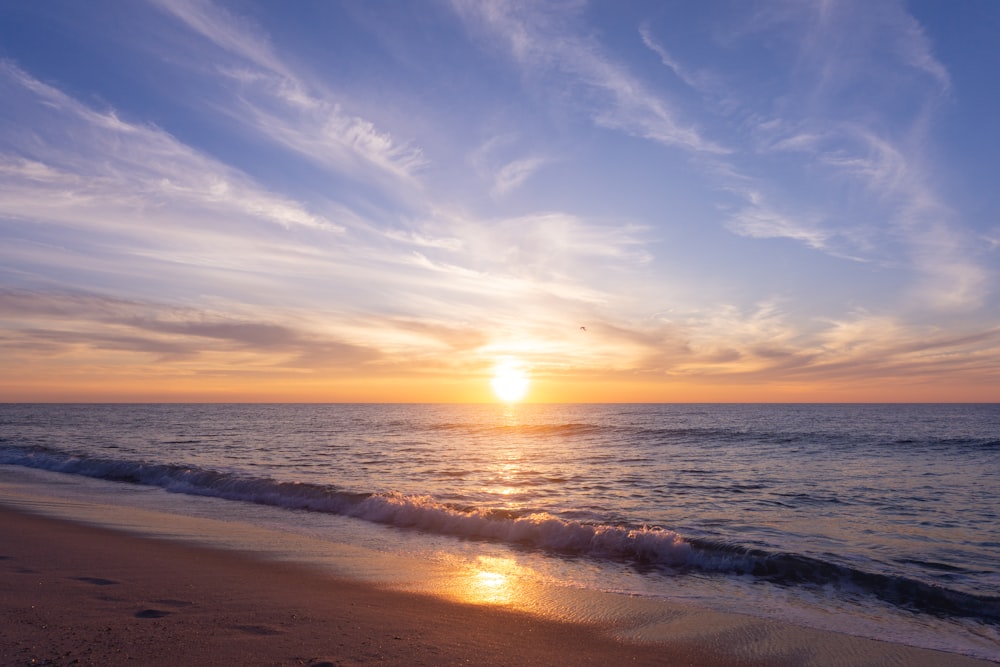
[
  {"left": 679, "top": 1, "right": 986, "bottom": 310},
  {"left": 232, "top": 93, "right": 427, "bottom": 185},
  {"left": 744, "top": 118, "right": 988, "bottom": 311},
  {"left": 469, "top": 134, "right": 548, "bottom": 198},
  {"left": 0, "top": 62, "right": 340, "bottom": 236},
  {"left": 0, "top": 289, "right": 378, "bottom": 369},
  {"left": 2, "top": 47, "right": 658, "bottom": 373},
  {"left": 639, "top": 24, "right": 719, "bottom": 96},
  {"left": 413, "top": 209, "right": 652, "bottom": 283},
  {"left": 818, "top": 126, "right": 989, "bottom": 309},
  {"left": 150, "top": 0, "right": 289, "bottom": 75},
  {"left": 888, "top": 3, "right": 951, "bottom": 92},
  {"left": 797, "top": 312, "right": 1000, "bottom": 383},
  {"left": 152, "top": 0, "right": 426, "bottom": 185},
  {"left": 491, "top": 156, "right": 548, "bottom": 197},
  {"left": 595, "top": 303, "right": 1000, "bottom": 393},
  {"left": 2, "top": 56, "right": 656, "bottom": 355},
  {"left": 725, "top": 190, "right": 830, "bottom": 250},
  {"left": 451, "top": 0, "right": 724, "bottom": 154}
]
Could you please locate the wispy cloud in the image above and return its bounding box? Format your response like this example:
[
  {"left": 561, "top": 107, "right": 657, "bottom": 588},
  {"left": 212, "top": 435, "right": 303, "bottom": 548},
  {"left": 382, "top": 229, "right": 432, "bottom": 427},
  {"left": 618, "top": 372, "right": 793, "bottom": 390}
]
[
  {"left": 491, "top": 156, "right": 548, "bottom": 198},
  {"left": 451, "top": 0, "right": 724, "bottom": 154},
  {"left": 153, "top": 0, "right": 426, "bottom": 184},
  {"left": 407, "top": 209, "right": 651, "bottom": 285},
  {"left": 639, "top": 23, "right": 720, "bottom": 96},
  {"left": 589, "top": 303, "right": 1000, "bottom": 396},
  {"left": 659, "top": 0, "right": 986, "bottom": 310},
  {"left": 150, "top": 0, "right": 289, "bottom": 75},
  {"left": 805, "top": 124, "right": 987, "bottom": 309},
  {"left": 0, "top": 62, "right": 339, "bottom": 236},
  {"left": 725, "top": 189, "right": 831, "bottom": 251},
  {"left": 0, "top": 56, "right": 658, "bottom": 383},
  {"left": 469, "top": 134, "right": 549, "bottom": 198},
  {"left": 0, "top": 289, "right": 381, "bottom": 382},
  {"left": 882, "top": 1, "right": 951, "bottom": 93}
]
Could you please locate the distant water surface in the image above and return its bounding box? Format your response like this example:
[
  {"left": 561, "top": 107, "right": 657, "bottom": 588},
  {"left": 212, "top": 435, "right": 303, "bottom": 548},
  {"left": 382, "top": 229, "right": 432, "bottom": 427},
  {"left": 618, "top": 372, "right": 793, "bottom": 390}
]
[{"left": 1, "top": 403, "right": 998, "bottom": 660}]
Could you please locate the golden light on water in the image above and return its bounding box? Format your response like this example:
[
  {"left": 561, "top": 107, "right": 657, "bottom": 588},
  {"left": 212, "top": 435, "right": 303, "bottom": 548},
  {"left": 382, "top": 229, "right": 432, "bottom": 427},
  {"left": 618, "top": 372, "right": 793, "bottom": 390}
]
[
  {"left": 470, "top": 570, "right": 512, "bottom": 604},
  {"left": 457, "top": 556, "right": 524, "bottom": 606},
  {"left": 491, "top": 359, "right": 530, "bottom": 402},
  {"left": 432, "top": 553, "right": 557, "bottom": 616}
]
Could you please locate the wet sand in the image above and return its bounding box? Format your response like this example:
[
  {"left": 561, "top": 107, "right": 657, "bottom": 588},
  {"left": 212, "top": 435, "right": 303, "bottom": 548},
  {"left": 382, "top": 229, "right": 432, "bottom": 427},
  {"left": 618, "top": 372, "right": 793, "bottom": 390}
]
[{"left": 0, "top": 506, "right": 993, "bottom": 666}]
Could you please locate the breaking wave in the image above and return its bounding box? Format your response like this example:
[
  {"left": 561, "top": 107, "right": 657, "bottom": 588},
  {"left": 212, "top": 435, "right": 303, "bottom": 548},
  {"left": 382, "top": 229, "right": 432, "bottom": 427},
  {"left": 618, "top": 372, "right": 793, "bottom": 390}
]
[{"left": 2, "top": 444, "right": 998, "bottom": 625}]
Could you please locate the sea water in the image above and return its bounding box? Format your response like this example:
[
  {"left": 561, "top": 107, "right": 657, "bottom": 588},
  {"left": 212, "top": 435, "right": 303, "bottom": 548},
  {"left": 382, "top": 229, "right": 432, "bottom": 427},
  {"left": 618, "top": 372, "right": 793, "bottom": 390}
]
[{"left": 1, "top": 403, "right": 998, "bottom": 660}]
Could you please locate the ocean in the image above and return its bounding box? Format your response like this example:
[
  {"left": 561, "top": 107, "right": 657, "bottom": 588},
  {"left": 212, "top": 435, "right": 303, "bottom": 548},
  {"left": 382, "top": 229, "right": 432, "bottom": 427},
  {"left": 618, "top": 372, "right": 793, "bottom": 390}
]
[{"left": 1, "top": 403, "right": 998, "bottom": 661}]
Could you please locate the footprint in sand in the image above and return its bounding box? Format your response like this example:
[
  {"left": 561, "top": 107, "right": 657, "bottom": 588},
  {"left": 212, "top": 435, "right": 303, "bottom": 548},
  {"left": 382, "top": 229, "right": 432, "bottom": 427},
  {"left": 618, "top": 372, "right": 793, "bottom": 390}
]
[
  {"left": 72, "top": 576, "right": 119, "bottom": 586},
  {"left": 231, "top": 624, "right": 283, "bottom": 636}
]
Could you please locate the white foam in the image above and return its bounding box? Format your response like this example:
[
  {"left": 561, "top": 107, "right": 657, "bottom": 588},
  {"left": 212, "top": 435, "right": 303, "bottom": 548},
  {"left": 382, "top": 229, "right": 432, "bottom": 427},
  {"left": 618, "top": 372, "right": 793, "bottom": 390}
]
[{"left": 349, "top": 492, "right": 693, "bottom": 563}]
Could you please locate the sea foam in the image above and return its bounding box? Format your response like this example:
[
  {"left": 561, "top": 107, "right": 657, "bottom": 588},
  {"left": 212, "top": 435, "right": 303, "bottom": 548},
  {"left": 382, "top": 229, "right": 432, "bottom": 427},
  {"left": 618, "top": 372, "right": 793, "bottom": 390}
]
[{"left": 2, "top": 443, "right": 998, "bottom": 625}]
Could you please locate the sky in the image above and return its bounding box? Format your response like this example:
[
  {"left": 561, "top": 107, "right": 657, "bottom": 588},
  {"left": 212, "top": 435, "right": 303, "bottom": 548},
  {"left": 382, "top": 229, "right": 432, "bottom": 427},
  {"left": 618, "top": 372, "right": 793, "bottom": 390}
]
[{"left": 1, "top": 0, "right": 999, "bottom": 403}]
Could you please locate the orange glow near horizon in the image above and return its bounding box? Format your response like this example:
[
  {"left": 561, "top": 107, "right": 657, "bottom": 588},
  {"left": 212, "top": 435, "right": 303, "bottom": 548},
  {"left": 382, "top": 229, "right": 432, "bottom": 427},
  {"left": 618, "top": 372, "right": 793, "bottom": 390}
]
[{"left": 2, "top": 360, "right": 1000, "bottom": 403}]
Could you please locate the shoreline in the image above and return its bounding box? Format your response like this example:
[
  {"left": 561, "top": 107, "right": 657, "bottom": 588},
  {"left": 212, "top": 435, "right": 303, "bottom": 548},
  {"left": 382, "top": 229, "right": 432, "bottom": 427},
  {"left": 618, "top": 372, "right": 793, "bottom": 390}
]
[
  {"left": 2, "top": 505, "right": 995, "bottom": 666},
  {"left": 0, "top": 506, "right": 698, "bottom": 666}
]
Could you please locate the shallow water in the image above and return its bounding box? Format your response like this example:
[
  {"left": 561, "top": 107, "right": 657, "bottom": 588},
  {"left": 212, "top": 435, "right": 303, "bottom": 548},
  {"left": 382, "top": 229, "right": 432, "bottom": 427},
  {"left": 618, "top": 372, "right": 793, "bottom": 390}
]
[{"left": 1, "top": 403, "right": 998, "bottom": 660}]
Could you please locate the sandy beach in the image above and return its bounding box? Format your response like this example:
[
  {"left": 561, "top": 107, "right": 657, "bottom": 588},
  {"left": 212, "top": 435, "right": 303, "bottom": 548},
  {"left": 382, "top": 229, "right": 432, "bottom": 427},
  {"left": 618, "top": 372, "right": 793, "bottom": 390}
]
[
  {"left": 0, "top": 506, "right": 715, "bottom": 666},
  {"left": 1, "top": 505, "right": 994, "bottom": 667}
]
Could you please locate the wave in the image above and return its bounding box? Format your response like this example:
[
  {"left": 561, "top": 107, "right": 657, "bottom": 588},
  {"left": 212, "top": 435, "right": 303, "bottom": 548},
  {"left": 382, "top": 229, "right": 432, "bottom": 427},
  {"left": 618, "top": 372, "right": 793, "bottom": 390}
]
[
  {"left": 429, "top": 418, "right": 1000, "bottom": 454},
  {"left": 2, "top": 444, "right": 998, "bottom": 624},
  {"left": 431, "top": 422, "right": 608, "bottom": 438}
]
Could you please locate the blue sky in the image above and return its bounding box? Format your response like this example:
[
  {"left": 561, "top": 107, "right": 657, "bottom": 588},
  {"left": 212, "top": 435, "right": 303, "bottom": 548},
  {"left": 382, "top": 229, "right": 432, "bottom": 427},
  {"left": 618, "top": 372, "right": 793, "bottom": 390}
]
[{"left": 1, "top": 0, "right": 998, "bottom": 401}]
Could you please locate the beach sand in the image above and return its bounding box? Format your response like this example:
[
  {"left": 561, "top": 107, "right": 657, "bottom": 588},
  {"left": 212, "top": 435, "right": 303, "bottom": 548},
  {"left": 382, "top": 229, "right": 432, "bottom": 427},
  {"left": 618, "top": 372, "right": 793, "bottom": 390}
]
[{"left": 1, "top": 506, "right": 994, "bottom": 667}]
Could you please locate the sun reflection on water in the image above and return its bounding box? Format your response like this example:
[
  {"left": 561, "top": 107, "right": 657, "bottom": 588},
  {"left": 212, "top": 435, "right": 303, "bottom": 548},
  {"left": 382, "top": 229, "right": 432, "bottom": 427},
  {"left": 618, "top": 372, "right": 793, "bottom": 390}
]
[
  {"left": 452, "top": 555, "right": 527, "bottom": 607},
  {"left": 479, "top": 406, "right": 531, "bottom": 506},
  {"left": 480, "top": 457, "right": 532, "bottom": 512},
  {"left": 499, "top": 402, "right": 522, "bottom": 427},
  {"left": 470, "top": 569, "right": 513, "bottom": 605}
]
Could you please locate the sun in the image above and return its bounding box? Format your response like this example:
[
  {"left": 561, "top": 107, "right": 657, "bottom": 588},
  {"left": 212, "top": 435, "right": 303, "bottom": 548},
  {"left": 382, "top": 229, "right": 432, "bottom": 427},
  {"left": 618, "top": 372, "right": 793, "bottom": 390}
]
[{"left": 491, "top": 360, "right": 530, "bottom": 402}]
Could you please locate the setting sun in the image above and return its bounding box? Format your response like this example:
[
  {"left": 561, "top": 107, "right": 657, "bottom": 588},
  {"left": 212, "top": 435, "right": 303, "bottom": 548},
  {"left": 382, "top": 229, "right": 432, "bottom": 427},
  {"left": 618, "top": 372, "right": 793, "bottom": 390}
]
[{"left": 491, "top": 360, "right": 530, "bottom": 402}]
